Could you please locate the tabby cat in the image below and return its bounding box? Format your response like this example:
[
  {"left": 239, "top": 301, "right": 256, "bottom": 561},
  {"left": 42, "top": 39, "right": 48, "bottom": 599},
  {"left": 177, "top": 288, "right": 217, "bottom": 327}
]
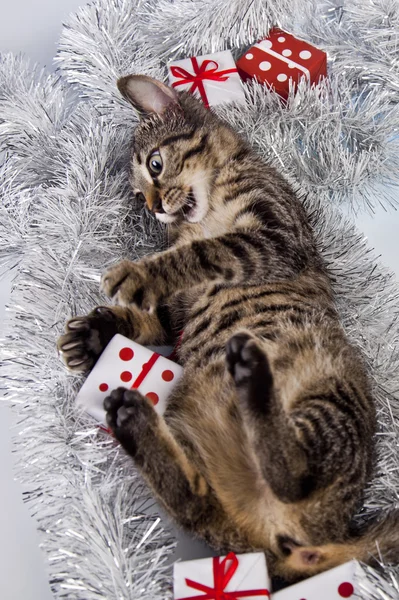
[{"left": 57, "top": 75, "right": 399, "bottom": 581}]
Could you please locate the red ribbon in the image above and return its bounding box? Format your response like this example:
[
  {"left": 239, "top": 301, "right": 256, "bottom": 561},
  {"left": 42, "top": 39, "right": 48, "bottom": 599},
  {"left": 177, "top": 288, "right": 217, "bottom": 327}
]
[
  {"left": 170, "top": 57, "right": 237, "bottom": 108},
  {"left": 179, "top": 552, "right": 270, "bottom": 600},
  {"left": 168, "top": 330, "right": 184, "bottom": 361},
  {"left": 130, "top": 352, "right": 160, "bottom": 390}
]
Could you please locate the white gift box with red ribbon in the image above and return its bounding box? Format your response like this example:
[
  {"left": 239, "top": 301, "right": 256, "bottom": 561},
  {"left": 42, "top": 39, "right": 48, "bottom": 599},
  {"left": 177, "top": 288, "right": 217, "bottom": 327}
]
[
  {"left": 174, "top": 552, "right": 270, "bottom": 599},
  {"left": 75, "top": 333, "right": 183, "bottom": 422},
  {"left": 168, "top": 50, "right": 246, "bottom": 109}
]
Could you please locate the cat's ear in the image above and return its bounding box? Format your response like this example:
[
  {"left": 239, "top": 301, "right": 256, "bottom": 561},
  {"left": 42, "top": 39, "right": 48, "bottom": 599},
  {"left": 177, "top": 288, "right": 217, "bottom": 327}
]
[{"left": 117, "top": 75, "right": 180, "bottom": 116}]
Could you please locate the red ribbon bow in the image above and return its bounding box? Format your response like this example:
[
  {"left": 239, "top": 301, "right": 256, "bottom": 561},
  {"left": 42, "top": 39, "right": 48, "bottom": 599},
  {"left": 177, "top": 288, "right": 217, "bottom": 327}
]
[
  {"left": 170, "top": 57, "right": 237, "bottom": 108},
  {"left": 180, "top": 552, "right": 270, "bottom": 600}
]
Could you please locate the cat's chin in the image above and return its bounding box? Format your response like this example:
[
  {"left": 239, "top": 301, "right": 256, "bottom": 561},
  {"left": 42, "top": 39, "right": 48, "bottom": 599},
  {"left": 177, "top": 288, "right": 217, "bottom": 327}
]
[
  {"left": 155, "top": 212, "right": 179, "bottom": 224},
  {"left": 155, "top": 208, "right": 201, "bottom": 224}
]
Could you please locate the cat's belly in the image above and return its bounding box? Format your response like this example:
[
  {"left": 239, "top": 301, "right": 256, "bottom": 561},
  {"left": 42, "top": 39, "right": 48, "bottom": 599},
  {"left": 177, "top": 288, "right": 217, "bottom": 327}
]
[{"left": 166, "top": 366, "right": 308, "bottom": 550}]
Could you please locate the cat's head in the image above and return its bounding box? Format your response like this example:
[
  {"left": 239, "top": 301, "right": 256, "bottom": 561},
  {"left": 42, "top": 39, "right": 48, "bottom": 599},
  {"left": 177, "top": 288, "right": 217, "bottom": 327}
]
[{"left": 118, "top": 75, "right": 228, "bottom": 225}]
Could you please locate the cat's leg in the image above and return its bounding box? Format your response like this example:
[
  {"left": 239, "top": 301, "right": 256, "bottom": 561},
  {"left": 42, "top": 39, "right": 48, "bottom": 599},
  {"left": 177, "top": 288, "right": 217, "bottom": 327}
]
[
  {"left": 226, "top": 331, "right": 312, "bottom": 503},
  {"left": 103, "top": 386, "right": 220, "bottom": 533},
  {"left": 57, "top": 303, "right": 172, "bottom": 372},
  {"left": 99, "top": 225, "right": 295, "bottom": 311}
]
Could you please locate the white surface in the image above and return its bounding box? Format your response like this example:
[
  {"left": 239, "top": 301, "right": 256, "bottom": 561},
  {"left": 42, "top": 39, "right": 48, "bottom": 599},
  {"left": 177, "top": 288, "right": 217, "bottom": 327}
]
[
  {"left": 1, "top": 3, "right": 399, "bottom": 599},
  {"left": 0, "top": 0, "right": 84, "bottom": 68},
  {"left": 354, "top": 204, "right": 399, "bottom": 278}
]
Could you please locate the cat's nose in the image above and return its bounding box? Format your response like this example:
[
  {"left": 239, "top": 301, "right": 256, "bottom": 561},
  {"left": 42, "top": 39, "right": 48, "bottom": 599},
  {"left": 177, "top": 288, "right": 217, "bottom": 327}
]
[{"left": 151, "top": 195, "right": 165, "bottom": 214}]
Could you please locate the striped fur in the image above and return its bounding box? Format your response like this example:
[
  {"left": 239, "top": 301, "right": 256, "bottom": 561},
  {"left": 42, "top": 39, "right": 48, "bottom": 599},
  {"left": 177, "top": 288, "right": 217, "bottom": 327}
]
[{"left": 58, "top": 76, "right": 399, "bottom": 581}]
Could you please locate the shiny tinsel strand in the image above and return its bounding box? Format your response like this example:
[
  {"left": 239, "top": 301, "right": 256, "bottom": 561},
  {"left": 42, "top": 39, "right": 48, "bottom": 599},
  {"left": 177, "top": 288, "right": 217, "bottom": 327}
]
[
  {"left": 216, "top": 80, "right": 399, "bottom": 212},
  {"left": 55, "top": 0, "right": 163, "bottom": 119},
  {"left": 0, "top": 54, "right": 74, "bottom": 190},
  {"left": 2, "top": 0, "right": 399, "bottom": 598},
  {"left": 137, "top": 0, "right": 294, "bottom": 59},
  {"left": 355, "top": 562, "right": 399, "bottom": 599},
  {"left": 293, "top": 0, "right": 399, "bottom": 98}
]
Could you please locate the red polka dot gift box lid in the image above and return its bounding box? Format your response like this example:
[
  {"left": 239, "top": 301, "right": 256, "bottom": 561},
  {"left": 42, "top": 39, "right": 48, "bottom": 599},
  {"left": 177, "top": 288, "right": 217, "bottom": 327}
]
[
  {"left": 236, "top": 28, "right": 327, "bottom": 100},
  {"left": 273, "top": 560, "right": 359, "bottom": 600},
  {"left": 75, "top": 334, "right": 183, "bottom": 423}
]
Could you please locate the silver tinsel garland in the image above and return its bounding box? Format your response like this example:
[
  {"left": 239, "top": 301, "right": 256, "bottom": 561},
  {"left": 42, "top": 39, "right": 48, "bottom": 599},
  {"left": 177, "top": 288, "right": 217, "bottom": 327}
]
[
  {"left": 2, "top": 0, "right": 399, "bottom": 598},
  {"left": 0, "top": 54, "right": 174, "bottom": 599}
]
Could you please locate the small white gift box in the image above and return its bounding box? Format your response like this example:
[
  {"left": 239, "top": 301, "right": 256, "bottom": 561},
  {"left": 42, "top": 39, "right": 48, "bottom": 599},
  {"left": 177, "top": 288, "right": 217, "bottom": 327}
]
[
  {"left": 273, "top": 560, "right": 358, "bottom": 599},
  {"left": 168, "top": 50, "right": 246, "bottom": 108},
  {"left": 173, "top": 552, "right": 270, "bottom": 599},
  {"left": 76, "top": 333, "right": 183, "bottom": 422}
]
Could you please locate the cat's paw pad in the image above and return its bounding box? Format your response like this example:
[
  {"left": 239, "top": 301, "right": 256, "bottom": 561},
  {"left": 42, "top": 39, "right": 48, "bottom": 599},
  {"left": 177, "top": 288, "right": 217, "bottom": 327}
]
[
  {"left": 226, "top": 331, "right": 265, "bottom": 386},
  {"left": 57, "top": 307, "right": 118, "bottom": 372},
  {"left": 104, "top": 387, "right": 155, "bottom": 441}
]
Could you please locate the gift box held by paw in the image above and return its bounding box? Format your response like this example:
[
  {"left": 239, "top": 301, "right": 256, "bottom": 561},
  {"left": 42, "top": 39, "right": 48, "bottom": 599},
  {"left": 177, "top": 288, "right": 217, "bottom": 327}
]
[
  {"left": 237, "top": 28, "right": 327, "bottom": 100},
  {"left": 76, "top": 333, "right": 183, "bottom": 422},
  {"left": 174, "top": 552, "right": 270, "bottom": 599},
  {"left": 168, "top": 51, "right": 246, "bottom": 108},
  {"left": 273, "top": 560, "right": 357, "bottom": 599}
]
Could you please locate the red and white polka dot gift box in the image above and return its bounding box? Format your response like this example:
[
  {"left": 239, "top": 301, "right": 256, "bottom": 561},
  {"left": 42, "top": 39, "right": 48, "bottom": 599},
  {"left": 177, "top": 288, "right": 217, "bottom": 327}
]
[
  {"left": 236, "top": 28, "right": 327, "bottom": 100},
  {"left": 273, "top": 560, "right": 359, "bottom": 600},
  {"left": 75, "top": 334, "right": 183, "bottom": 423},
  {"left": 168, "top": 50, "right": 246, "bottom": 109}
]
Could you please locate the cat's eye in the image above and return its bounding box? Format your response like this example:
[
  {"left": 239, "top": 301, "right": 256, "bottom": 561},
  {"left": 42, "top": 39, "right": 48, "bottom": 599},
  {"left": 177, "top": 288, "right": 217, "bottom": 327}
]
[{"left": 148, "top": 151, "right": 163, "bottom": 176}]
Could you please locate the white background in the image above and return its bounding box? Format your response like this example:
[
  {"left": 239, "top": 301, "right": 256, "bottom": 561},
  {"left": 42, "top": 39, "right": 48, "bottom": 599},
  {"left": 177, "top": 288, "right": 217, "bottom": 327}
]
[{"left": 1, "top": 2, "right": 399, "bottom": 599}]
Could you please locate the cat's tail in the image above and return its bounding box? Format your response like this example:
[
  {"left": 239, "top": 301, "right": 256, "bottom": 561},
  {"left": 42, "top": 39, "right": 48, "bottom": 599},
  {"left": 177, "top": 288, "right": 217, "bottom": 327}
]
[{"left": 279, "top": 509, "right": 399, "bottom": 578}]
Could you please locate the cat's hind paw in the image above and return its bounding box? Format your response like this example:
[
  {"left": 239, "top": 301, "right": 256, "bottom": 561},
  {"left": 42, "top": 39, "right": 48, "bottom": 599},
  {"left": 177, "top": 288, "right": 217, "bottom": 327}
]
[
  {"left": 226, "top": 331, "right": 265, "bottom": 384},
  {"left": 104, "top": 387, "right": 156, "bottom": 452},
  {"left": 226, "top": 331, "right": 273, "bottom": 413}
]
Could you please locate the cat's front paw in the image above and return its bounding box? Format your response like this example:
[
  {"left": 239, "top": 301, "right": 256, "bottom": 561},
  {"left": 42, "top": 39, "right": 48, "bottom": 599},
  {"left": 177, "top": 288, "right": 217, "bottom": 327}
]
[
  {"left": 104, "top": 387, "right": 156, "bottom": 452},
  {"left": 101, "top": 259, "right": 160, "bottom": 311},
  {"left": 57, "top": 306, "right": 119, "bottom": 372}
]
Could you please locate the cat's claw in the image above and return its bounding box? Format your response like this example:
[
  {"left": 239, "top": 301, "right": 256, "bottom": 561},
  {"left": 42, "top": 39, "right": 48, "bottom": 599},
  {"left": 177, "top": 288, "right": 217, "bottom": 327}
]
[{"left": 57, "top": 306, "right": 119, "bottom": 372}]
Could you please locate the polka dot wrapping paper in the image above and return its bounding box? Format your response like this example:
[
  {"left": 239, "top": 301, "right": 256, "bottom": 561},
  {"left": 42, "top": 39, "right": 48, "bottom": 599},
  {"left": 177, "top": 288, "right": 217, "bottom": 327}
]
[
  {"left": 75, "top": 334, "right": 183, "bottom": 423},
  {"left": 236, "top": 28, "right": 327, "bottom": 100},
  {"left": 273, "top": 560, "right": 359, "bottom": 599}
]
